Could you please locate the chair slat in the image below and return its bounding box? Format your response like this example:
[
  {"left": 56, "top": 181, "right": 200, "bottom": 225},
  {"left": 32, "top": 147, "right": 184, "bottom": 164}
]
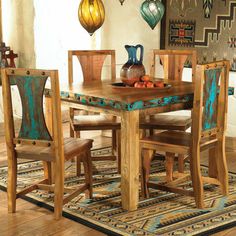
[
  {"left": 14, "top": 75, "right": 52, "bottom": 141},
  {"left": 77, "top": 54, "right": 107, "bottom": 81},
  {"left": 202, "top": 68, "right": 221, "bottom": 131}
]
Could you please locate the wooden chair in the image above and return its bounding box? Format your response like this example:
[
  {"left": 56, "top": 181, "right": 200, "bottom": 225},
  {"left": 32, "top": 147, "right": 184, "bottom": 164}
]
[
  {"left": 1, "top": 68, "right": 93, "bottom": 220},
  {"left": 140, "top": 49, "right": 197, "bottom": 173},
  {"left": 68, "top": 50, "right": 121, "bottom": 173},
  {"left": 140, "top": 60, "right": 230, "bottom": 208}
]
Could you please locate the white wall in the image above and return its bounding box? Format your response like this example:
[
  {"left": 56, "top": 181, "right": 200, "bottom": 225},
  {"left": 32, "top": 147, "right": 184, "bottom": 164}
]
[
  {"left": 2, "top": 0, "right": 35, "bottom": 68},
  {"left": 100, "top": 0, "right": 161, "bottom": 76},
  {"left": 227, "top": 73, "right": 236, "bottom": 137},
  {"left": 33, "top": 0, "right": 95, "bottom": 84}
]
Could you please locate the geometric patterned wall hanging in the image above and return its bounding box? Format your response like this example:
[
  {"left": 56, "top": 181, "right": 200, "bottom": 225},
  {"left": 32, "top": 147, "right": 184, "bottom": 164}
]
[
  {"left": 161, "top": 0, "right": 236, "bottom": 71},
  {"left": 169, "top": 20, "right": 196, "bottom": 47},
  {"left": 203, "top": 0, "right": 213, "bottom": 18}
]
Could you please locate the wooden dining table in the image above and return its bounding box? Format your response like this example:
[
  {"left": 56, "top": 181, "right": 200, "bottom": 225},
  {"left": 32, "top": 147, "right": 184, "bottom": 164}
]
[{"left": 45, "top": 79, "right": 234, "bottom": 211}]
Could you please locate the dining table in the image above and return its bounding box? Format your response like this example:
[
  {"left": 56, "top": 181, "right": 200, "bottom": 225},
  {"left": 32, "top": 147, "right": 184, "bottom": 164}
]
[{"left": 45, "top": 79, "right": 234, "bottom": 212}]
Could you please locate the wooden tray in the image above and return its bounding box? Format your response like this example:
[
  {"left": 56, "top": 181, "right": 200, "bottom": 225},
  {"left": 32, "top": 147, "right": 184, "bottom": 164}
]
[{"left": 111, "top": 82, "right": 171, "bottom": 90}]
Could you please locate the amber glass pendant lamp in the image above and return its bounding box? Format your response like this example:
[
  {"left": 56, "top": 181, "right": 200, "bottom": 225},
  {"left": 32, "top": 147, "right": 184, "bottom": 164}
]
[{"left": 78, "top": 0, "right": 105, "bottom": 36}]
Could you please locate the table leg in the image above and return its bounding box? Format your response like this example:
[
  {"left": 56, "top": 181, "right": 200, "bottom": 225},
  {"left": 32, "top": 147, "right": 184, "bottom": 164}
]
[{"left": 121, "top": 110, "right": 139, "bottom": 211}]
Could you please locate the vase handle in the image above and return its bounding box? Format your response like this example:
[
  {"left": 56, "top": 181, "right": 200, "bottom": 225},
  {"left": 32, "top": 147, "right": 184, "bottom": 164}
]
[{"left": 136, "top": 44, "right": 144, "bottom": 64}]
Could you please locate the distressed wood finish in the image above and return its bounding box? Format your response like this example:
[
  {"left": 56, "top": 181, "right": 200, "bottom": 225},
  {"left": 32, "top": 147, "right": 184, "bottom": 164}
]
[
  {"left": 68, "top": 50, "right": 120, "bottom": 174},
  {"left": 121, "top": 110, "right": 139, "bottom": 210},
  {"left": 1, "top": 68, "right": 93, "bottom": 220},
  {"left": 140, "top": 60, "right": 230, "bottom": 208}
]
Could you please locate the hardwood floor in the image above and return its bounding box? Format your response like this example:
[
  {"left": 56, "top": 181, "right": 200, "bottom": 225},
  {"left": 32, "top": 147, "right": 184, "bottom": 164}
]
[
  {"left": 0, "top": 192, "right": 105, "bottom": 236},
  {"left": 0, "top": 122, "right": 107, "bottom": 236},
  {"left": 0, "top": 123, "right": 236, "bottom": 236}
]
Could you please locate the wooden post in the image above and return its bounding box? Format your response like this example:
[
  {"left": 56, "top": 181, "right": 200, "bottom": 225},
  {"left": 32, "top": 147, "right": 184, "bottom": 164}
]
[{"left": 121, "top": 110, "right": 140, "bottom": 211}]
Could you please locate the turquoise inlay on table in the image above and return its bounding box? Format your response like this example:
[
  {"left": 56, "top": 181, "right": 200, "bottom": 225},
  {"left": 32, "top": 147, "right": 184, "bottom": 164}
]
[
  {"left": 68, "top": 93, "right": 194, "bottom": 111},
  {"left": 58, "top": 85, "right": 234, "bottom": 112},
  {"left": 60, "top": 91, "right": 70, "bottom": 98}
]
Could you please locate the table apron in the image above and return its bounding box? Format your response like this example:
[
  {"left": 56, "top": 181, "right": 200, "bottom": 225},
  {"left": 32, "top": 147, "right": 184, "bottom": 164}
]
[{"left": 61, "top": 99, "right": 192, "bottom": 117}]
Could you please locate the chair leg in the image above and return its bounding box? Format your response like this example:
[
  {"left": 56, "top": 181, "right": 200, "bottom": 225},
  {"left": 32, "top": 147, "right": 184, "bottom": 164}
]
[
  {"left": 43, "top": 161, "right": 53, "bottom": 185},
  {"left": 83, "top": 151, "right": 93, "bottom": 199},
  {"left": 208, "top": 147, "right": 218, "bottom": 178},
  {"left": 112, "top": 129, "right": 117, "bottom": 153},
  {"left": 142, "top": 149, "right": 154, "bottom": 198},
  {"left": 116, "top": 130, "right": 121, "bottom": 174},
  {"left": 178, "top": 154, "right": 185, "bottom": 173},
  {"left": 69, "top": 107, "right": 75, "bottom": 138},
  {"left": 54, "top": 155, "right": 64, "bottom": 220},
  {"left": 149, "top": 129, "right": 154, "bottom": 136},
  {"left": 166, "top": 152, "right": 175, "bottom": 182},
  {"left": 190, "top": 147, "right": 204, "bottom": 208},
  {"left": 76, "top": 156, "right": 83, "bottom": 177},
  {"left": 69, "top": 124, "right": 74, "bottom": 138},
  {"left": 75, "top": 131, "right": 82, "bottom": 176},
  {"left": 215, "top": 137, "right": 229, "bottom": 195},
  {"left": 7, "top": 152, "right": 17, "bottom": 213},
  {"left": 139, "top": 129, "right": 146, "bottom": 139}
]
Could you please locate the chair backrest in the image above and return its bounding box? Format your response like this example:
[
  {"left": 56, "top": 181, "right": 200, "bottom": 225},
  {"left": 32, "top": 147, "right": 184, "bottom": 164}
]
[
  {"left": 1, "top": 68, "right": 63, "bottom": 156},
  {"left": 192, "top": 60, "right": 230, "bottom": 143},
  {"left": 68, "top": 50, "right": 116, "bottom": 86},
  {"left": 150, "top": 49, "right": 197, "bottom": 81}
]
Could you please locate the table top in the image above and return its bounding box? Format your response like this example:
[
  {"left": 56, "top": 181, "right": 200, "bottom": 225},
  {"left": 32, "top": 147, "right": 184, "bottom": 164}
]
[{"left": 58, "top": 79, "right": 195, "bottom": 112}]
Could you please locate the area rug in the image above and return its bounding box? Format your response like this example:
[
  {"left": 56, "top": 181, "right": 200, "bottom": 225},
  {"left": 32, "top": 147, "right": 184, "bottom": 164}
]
[{"left": 1, "top": 148, "right": 236, "bottom": 236}]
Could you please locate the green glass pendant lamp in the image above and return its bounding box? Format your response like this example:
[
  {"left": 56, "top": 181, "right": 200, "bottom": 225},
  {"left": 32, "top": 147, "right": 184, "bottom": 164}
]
[
  {"left": 78, "top": 0, "right": 105, "bottom": 36},
  {"left": 140, "top": 0, "right": 165, "bottom": 30}
]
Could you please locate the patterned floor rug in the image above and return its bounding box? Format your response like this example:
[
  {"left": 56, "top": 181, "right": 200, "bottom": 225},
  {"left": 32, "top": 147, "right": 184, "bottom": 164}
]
[{"left": 1, "top": 148, "right": 236, "bottom": 236}]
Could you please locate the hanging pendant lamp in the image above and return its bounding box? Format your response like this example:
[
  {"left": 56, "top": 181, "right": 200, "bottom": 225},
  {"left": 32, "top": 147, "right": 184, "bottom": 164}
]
[
  {"left": 78, "top": 0, "right": 105, "bottom": 36},
  {"left": 119, "top": 0, "right": 125, "bottom": 5},
  {"left": 140, "top": 0, "right": 165, "bottom": 30}
]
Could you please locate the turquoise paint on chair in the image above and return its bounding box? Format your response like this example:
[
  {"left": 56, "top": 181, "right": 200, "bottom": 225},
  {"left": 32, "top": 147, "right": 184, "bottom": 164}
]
[
  {"left": 15, "top": 75, "right": 52, "bottom": 141},
  {"left": 203, "top": 68, "right": 221, "bottom": 131}
]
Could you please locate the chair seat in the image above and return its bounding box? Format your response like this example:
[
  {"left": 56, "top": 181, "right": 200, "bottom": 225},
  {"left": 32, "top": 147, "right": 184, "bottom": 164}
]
[
  {"left": 140, "top": 130, "right": 216, "bottom": 154},
  {"left": 72, "top": 115, "right": 121, "bottom": 131},
  {"left": 140, "top": 114, "right": 192, "bottom": 131},
  {"left": 140, "top": 131, "right": 191, "bottom": 154},
  {"left": 16, "top": 137, "right": 93, "bottom": 161}
]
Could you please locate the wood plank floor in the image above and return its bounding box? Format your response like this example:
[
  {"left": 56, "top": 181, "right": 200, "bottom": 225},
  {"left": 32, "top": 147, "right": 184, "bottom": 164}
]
[{"left": 1, "top": 123, "right": 236, "bottom": 236}]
